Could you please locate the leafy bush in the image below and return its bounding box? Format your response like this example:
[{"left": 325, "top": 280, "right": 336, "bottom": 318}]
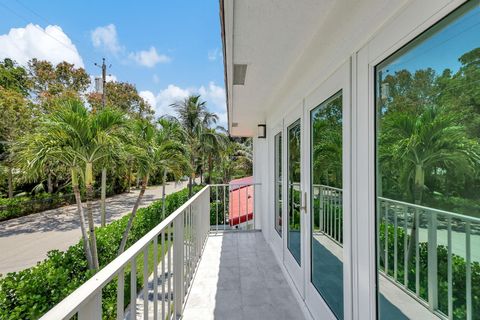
[
  {"left": 379, "top": 222, "right": 480, "bottom": 319},
  {"left": 0, "top": 193, "right": 77, "bottom": 221},
  {"left": 0, "top": 186, "right": 202, "bottom": 320}
]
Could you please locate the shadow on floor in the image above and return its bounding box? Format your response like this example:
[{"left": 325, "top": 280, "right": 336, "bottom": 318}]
[{"left": 211, "top": 232, "right": 305, "bottom": 320}]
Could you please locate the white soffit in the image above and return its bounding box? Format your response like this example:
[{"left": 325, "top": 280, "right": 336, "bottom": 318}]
[{"left": 225, "top": 0, "right": 335, "bottom": 137}]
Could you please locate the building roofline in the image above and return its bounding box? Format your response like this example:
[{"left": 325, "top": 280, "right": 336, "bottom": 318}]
[{"left": 219, "top": 0, "right": 231, "bottom": 135}]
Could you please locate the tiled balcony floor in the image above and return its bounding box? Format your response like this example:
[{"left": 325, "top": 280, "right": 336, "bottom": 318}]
[{"left": 182, "top": 231, "right": 305, "bottom": 320}]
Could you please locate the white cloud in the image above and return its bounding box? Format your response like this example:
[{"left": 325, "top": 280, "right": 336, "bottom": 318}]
[
  {"left": 208, "top": 48, "right": 220, "bottom": 61},
  {"left": 140, "top": 82, "right": 227, "bottom": 128},
  {"left": 91, "top": 24, "right": 122, "bottom": 54},
  {"left": 198, "top": 82, "right": 226, "bottom": 113},
  {"left": 139, "top": 90, "right": 157, "bottom": 108},
  {"left": 129, "top": 46, "right": 170, "bottom": 67},
  {"left": 140, "top": 84, "right": 190, "bottom": 117},
  {"left": 91, "top": 24, "right": 170, "bottom": 68},
  {"left": 0, "top": 23, "right": 84, "bottom": 68}
]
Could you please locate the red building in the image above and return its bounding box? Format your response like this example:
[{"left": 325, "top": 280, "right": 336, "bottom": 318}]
[{"left": 229, "top": 176, "right": 254, "bottom": 227}]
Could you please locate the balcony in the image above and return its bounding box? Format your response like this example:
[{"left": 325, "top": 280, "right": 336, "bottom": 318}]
[
  {"left": 39, "top": 183, "right": 307, "bottom": 320},
  {"left": 38, "top": 182, "right": 479, "bottom": 320}
]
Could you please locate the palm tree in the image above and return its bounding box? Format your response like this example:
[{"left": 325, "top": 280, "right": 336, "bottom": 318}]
[
  {"left": 118, "top": 120, "right": 157, "bottom": 255},
  {"left": 14, "top": 103, "right": 97, "bottom": 270},
  {"left": 171, "top": 95, "right": 218, "bottom": 195},
  {"left": 40, "top": 100, "right": 126, "bottom": 270},
  {"left": 157, "top": 117, "right": 191, "bottom": 218},
  {"left": 117, "top": 118, "right": 191, "bottom": 255},
  {"left": 199, "top": 128, "right": 227, "bottom": 184},
  {"left": 379, "top": 105, "right": 480, "bottom": 263}
]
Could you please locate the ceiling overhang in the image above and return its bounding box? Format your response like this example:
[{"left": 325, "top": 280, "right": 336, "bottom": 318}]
[{"left": 221, "top": 0, "right": 335, "bottom": 137}]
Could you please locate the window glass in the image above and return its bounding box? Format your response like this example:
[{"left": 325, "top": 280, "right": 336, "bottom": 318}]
[
  {"left": 275, "top": 132, "right": 282, "bottom": 236},
  {"left": 311, "top": 91, "right": 343, "bottom": 319},
  {"left": 375, "top": 1, "right": 480, "bottom": 319},
  {"left": 287, "top": 120, "right": 301, "bottom": 264}
]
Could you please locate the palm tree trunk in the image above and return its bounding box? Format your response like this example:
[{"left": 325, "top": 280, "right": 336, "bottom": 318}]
[
  {"left": 47, "top": 172, "right": 53, "bottom": 193},
  {"left": 118, "top": 174, "right": 148, "bottom": 255},
  {"left": 85, "top": 162, "right": 100, "bottom": 270},
  {"left": 71, "top": 168, "right": 94, "bottom": 270},
  {"left": 7, "top": 165, "right": 13, "bottom": 199},
  {"left": 208, "top": 155, "right": 213, "bottom": 184},
  {"left": 162, "top": 170, "right": 167, "bottom": 220},
  {"left": 127, "top": 164, "right": 132, "bottom": 193},
  {"left": 100, "top": 167, "right": 107, "bottom": 227},
  {"left": 406, "top": 165, "right": 425, "bottom": 268},
  {"left": 188, "top": 176, "right": 193, "bottom": 197},
  {"left": 189, "top": 155, "right": 195, "bottom": 197}
]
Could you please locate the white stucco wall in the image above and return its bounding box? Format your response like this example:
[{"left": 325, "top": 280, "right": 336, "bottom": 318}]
[{"left": 247, "top": 1, "right": 469, "bottom": 319}]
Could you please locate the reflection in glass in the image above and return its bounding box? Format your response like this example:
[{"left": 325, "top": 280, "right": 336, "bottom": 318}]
[
  {"left": 287, "top": 120, "right": 301, "bottom": 265},
  {"left": 275, "top": 132, "right": 282, "bottom": 236},
  {"left": 311, "top": 91, "right": 343, "bottom": 319},
  {"left": 375, "top": 1, "right": 480, "bottom": 319}
]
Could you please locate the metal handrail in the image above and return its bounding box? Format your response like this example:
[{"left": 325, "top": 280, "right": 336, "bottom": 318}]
[
  {"left": 209, "top": 182, "right": 261, "bottom": 232},
  {"left": 40, "top": 185, "right": 211, "bottom": 320}
]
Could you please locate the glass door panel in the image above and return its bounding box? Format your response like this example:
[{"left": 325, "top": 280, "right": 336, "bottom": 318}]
[
  {"left": 288, "top": 120, "right": 302, "bottom": 265},
  {"left": 375, "top": 1, "right": 480, "bottom": 319},
  {"left": 311, "top": 91, "right": 344, "bottom": 319}
]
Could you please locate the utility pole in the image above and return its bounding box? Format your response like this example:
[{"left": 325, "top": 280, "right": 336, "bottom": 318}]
[
  {"left": 101, "top": 58, "right": 106, "bottom": 109},
  {"left": 94, "top": 58, "right": 111, "bottom": 112},
  {"left": 94, "top": 58, "right": 111, "bottom": 226}
]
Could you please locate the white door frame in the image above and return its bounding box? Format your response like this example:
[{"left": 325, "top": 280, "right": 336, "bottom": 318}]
[
  {"left": 283, "top": 101, "right": 306, "bottom": 297},
  {"left": 270, "top": 121, "right": 284, "bottom": 258},
  {"left": 353, "top": 0, "right": 468, "bottom": 319},
  {"left": 303, "top": 60, "right": 352, "bottom": 320}
]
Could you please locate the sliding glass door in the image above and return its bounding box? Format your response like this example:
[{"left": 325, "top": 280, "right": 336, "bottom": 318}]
[
  {"left": 375, "top": 1, "right": 480, "bottom": 319},
  {"left": 283, "top": 104, "right": 305, "bottom": 294},
  {"left": 305, "top": 62, "right": 351, "bottom": 320}
]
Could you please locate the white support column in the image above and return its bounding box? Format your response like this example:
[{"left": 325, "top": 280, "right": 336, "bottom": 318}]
[{"left": 253, "top": 137, "right": 267, "bottom": 231}]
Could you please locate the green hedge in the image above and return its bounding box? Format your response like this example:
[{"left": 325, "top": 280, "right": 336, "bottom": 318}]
[
  {"left": 0, "top": 188, "right": 124, "bottom": 222},
  {"left": 0, "top": 194, "right": 76, "bottom": 221},
  {"left": 0, "top": 186, "right": 202, "bottom": 320}
]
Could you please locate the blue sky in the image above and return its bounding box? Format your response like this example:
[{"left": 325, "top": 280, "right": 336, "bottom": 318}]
[
  {"left": 380, "top": 3, "right": 479, "bottom": 76},
  {"left": 0, "top": 0, "right": 227, "bottom": 125}
]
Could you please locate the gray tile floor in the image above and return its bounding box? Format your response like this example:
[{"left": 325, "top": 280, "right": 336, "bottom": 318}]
[{"left": 183, "top": 231, "right": 305, "bottom": 320}]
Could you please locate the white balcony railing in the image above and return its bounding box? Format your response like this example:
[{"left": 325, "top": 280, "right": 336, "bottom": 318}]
[
  {"left": 40, "top": 186, "right": 211, "bottom": 320},
  {"left": 378, "top": 197, "right": 480, "bottom": 320},
  {"left": 312, "top": 184, "right": 479, "bottom": 320}
]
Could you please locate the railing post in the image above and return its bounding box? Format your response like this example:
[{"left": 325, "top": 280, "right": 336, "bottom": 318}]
[
  {"left": 78, "top": 292, "right": 102, "bottom": 320},
  {"left": 204, "top": 186, "right": 210, "bottom": 240},
  {"left": 428, "top": 211, "right": 438, "bottom": 311},
  {"left": 173, "top": 212, "right": 184, "bottom": 319}
]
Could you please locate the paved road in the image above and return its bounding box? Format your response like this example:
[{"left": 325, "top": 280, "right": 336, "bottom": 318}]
[{"left": 0, "top": 181, "right": 191, "bottom": 275}]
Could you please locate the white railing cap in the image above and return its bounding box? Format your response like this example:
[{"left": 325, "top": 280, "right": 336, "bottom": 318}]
[{"left": 40, "top": 185, "right": 210, "bottom": 320}]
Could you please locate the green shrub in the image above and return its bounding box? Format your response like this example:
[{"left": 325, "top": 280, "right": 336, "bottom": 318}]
[
  {"left": 0, "top": 186, "right": 202, "bottom": 320},
  {"left": 0, "top": 193, "right": 76, "bottom": 221},
  {"left": 379, "top": 222, "right": 480, "bottom": 319}
]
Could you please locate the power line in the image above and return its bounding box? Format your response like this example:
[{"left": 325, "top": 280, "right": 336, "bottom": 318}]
[{"left": 0, "top": 0, "right": 97, "bottom": 66}]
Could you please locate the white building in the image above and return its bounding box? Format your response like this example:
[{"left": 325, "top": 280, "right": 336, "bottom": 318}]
[{"left": 222, "top": 0, "right": 479, "bottom": 319}]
